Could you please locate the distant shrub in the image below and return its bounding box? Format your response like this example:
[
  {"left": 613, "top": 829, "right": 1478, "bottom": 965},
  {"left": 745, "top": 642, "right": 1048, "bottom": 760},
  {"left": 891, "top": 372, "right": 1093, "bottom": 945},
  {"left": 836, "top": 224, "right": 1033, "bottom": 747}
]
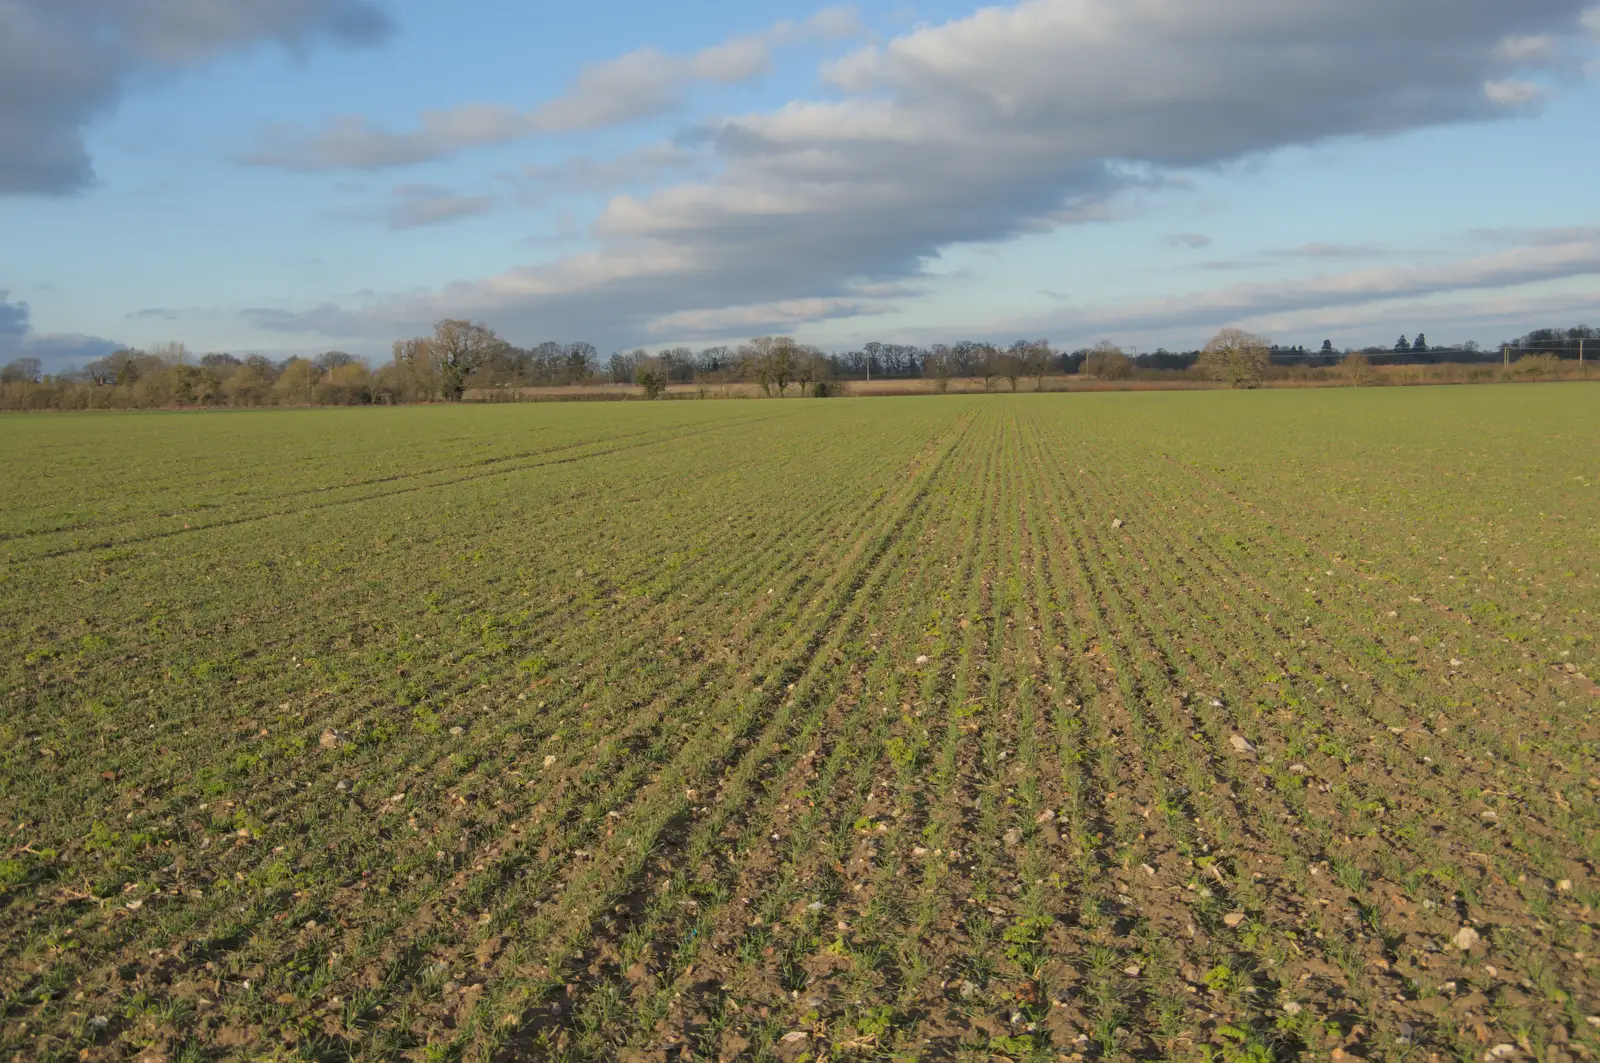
[
  {"left": 635, "top": 366, "right": 668, "bottom": 399},
  {"left": 1514, "top": 353, "right": 1562, "bottom": 376},
  {"left": 1339, "top": 352, "right": 1373, "bottom": 386}
]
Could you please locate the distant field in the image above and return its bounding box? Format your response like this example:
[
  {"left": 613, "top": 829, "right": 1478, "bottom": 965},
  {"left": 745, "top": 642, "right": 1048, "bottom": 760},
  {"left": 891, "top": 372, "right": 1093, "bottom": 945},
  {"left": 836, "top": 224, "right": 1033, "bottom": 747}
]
[{"left": 2, "top": 387, "right": 1597, "bottom": 1063}]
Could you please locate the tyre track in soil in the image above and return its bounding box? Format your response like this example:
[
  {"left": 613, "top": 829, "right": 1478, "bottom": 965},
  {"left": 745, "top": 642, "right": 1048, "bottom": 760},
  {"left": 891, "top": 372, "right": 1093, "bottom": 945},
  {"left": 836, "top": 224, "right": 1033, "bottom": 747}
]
[
  {"left": 0, "top": 421, "right": 897, "bottom": 1016},
  {"left": 3, "top": 430, "right": 841, "bottom": 853},
  {"left": 527, "top": 419, "right": 976, "bottom": 1060},
  {"left": 605, "top": 419, "right": 1001, "bottom": 1061},
  {"left": 760, "top": 414, "right": 999, "bottom": 1058},
  {"left": 499, "top": 409, "right": 992, "bottom": 1056},
  {"left": 0, "top": 413, "right": 928, "bottom": 1043},
  {"left": 807, "top": 409, "right": 1020, "bottom": 1060},
  {"left": 9, "top": 409, "right": 810, "bottom": 564},
  {"left": 415, "top": 412, "right": 978, "bottom": 1060},
  {"left": 0, "top": 416, "right": 679, "bottom": 544},
  {"left": 291, "top": 416, "right": 972, "bottom": 1043},
  {"left": 0, "top": 406, "right": 801, "bottom": 548}
]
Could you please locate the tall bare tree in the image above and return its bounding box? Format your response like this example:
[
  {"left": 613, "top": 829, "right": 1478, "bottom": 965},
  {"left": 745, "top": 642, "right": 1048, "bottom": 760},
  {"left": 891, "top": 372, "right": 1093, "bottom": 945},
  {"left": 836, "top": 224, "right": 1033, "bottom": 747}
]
[
  {"left": 392, "top": 337, "right": 436, "bottom": 401},
  {"left": 1199, "top": 328, "right": 1271, "bottom": 388},
  {"left": 1021, "top": 340, "right": 1052, "bottom": 390},
  {"left": 1084, "top": 340, "right": 1133, "bottom": 379},
  {"left": 975, "top": 344, "right": 999, "bottom": 392},
  {"left": 429, "top": 319, "right": 506, "bottom": 401},
  {"left": 737, "top": 336, "right": 800, "bottom": 397}
]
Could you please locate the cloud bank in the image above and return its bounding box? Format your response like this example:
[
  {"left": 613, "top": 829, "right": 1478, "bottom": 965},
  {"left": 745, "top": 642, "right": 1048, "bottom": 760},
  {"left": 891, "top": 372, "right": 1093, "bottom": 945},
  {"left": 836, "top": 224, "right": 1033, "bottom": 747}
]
[
  {"left": 244, "top": 9, "right": 862, "bottom": 171},
  {"left": 0, "top": 292, "right": 122, "bottom": 369},
  {"left": 244, "top": 0, "right": 1595, "bottom": 347}
]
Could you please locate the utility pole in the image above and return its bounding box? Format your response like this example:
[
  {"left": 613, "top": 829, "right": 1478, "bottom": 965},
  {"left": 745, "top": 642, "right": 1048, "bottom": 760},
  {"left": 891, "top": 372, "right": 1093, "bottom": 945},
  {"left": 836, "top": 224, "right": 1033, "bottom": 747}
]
[{"left": 1503, "top": 343, "right": 1510, "bottom": 370}]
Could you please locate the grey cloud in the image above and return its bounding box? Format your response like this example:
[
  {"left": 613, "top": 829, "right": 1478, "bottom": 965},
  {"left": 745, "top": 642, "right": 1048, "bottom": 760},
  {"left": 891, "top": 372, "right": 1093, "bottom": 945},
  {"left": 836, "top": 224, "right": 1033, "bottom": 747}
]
[
  {"left": 320, "top": 183, "right": 499, "bottom": 229},
  {"left": 1473, "top": 224, "right": 1600, "bottom": 245},
  {"left": 244, "top": 8, "right": 861, "bottom": 171},
  {"left": 1275, "top": 243, "right": 1385, "bottom": 258},
  {"left": 648, "top": 298, "right": 893, "bottom": 338},
  {"left": 509, "top": 144, "right": 705, "bottom": 202},
  {"left": 0, "top": 292, "right": 29, "bottom": 335},
  {"left": 0, "top": 0, "right": 390, "bottom": 195},
  {"left": 1068, "top": 229, "right": 1600, "bottom": 333},
  {"left": 384, "top": 185, "right": 496, "bottom": 230},
  {"left": 251, "top": 0, "right": 1599, "bottom": 348},
  {"left": 0, "top": 292, "right": 122, "bottom": 371}
]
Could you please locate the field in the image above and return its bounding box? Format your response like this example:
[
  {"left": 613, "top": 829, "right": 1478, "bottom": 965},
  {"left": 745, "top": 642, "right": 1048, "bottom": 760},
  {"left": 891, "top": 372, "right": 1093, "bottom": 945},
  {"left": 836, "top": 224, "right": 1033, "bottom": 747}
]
[{"left": 1, "top": 387, "right": 1597, "bottom": 1063}]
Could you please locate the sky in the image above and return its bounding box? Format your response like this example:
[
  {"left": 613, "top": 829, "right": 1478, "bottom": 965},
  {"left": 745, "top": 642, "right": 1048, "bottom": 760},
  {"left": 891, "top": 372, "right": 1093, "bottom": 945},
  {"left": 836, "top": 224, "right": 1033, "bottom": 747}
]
[{"left": 3, "top": 0, "right": 1600, "bottom": 371}]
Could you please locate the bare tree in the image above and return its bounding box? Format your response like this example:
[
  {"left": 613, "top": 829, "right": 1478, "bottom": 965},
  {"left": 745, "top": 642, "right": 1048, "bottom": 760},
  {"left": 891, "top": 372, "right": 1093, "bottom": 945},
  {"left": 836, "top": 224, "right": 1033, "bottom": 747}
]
[
  {"left": 1083, "top": 341, "right": 1133, "bottom": 380},
  {"left": 1199, "top": 328, "right": 1271, "bottom": 388},
  {"left": 392, "top": 337, "right": 436, "bottom": 401},
  {"left": 1021, "top": 340, "right": 1051, "bottom": 390},
  {"left": 772, "top": 339, "right": 799, "bottom": 396},
  {"left": 313, "top": 350, "right": 358, "bottom": 374},
  {"left": 1, "top": 357, "right": 42, "bottom": 384},
  {"left": 975, "top": 345, "right": 999, "bottom": 392},
  {"left": 925, "top": 345, "right": 954, "bottom": 393},
  {"left": 430, "top": 319, "right": 506, "bottom": 400},
  {"left": 737, "top": 336, "right": 800, "bottom": 397}
]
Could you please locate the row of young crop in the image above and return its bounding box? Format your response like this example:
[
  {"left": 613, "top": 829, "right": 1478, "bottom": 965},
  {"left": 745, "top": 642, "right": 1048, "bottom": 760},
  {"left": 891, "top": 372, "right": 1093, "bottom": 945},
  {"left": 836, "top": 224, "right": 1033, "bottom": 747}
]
[
  {"left": 1, "top": 396, "right": 1593, "bottom": 1061},
  {"left": 0, "top": 405, "right": 957, "bottom": 1058}
]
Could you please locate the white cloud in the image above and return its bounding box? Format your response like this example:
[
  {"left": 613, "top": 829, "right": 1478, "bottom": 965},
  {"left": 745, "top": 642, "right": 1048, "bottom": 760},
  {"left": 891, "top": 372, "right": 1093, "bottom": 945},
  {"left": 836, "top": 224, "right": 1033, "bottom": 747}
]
[
  {"left": 1582, "top": 7, "right": 1600, "bottom": 34},
  {"left": 1484, "top": 79, "right": 1547, "bottom": 105},
  {"left": 1496, "top": 34, "right": 1559, "bottom": 61},
  {"left": 0, "top": 0, "right": 390, "bottom": 194},
  {"left": 246, "top": 7, "right": 863, "bottom": 171},
  {"left": 1168, "top": 233, "right": 1211, "bottom": 250},
  {"left": 249, "top": 0, "right": 1600, "bottom": 348}
]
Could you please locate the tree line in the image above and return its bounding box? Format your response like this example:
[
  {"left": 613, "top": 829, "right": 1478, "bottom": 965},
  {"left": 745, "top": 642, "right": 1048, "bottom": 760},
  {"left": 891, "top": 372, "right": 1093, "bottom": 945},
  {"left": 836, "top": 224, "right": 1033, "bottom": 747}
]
[{"left": 1, "top": 322, "right": 1591, "bottom": 411}]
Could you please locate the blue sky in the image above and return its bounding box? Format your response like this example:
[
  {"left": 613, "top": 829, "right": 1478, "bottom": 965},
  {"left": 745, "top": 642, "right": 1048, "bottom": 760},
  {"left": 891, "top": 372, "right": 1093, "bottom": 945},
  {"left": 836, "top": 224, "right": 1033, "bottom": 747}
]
[{"left": 3, "top": 0, "right": 1599, "bottom": 370}]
